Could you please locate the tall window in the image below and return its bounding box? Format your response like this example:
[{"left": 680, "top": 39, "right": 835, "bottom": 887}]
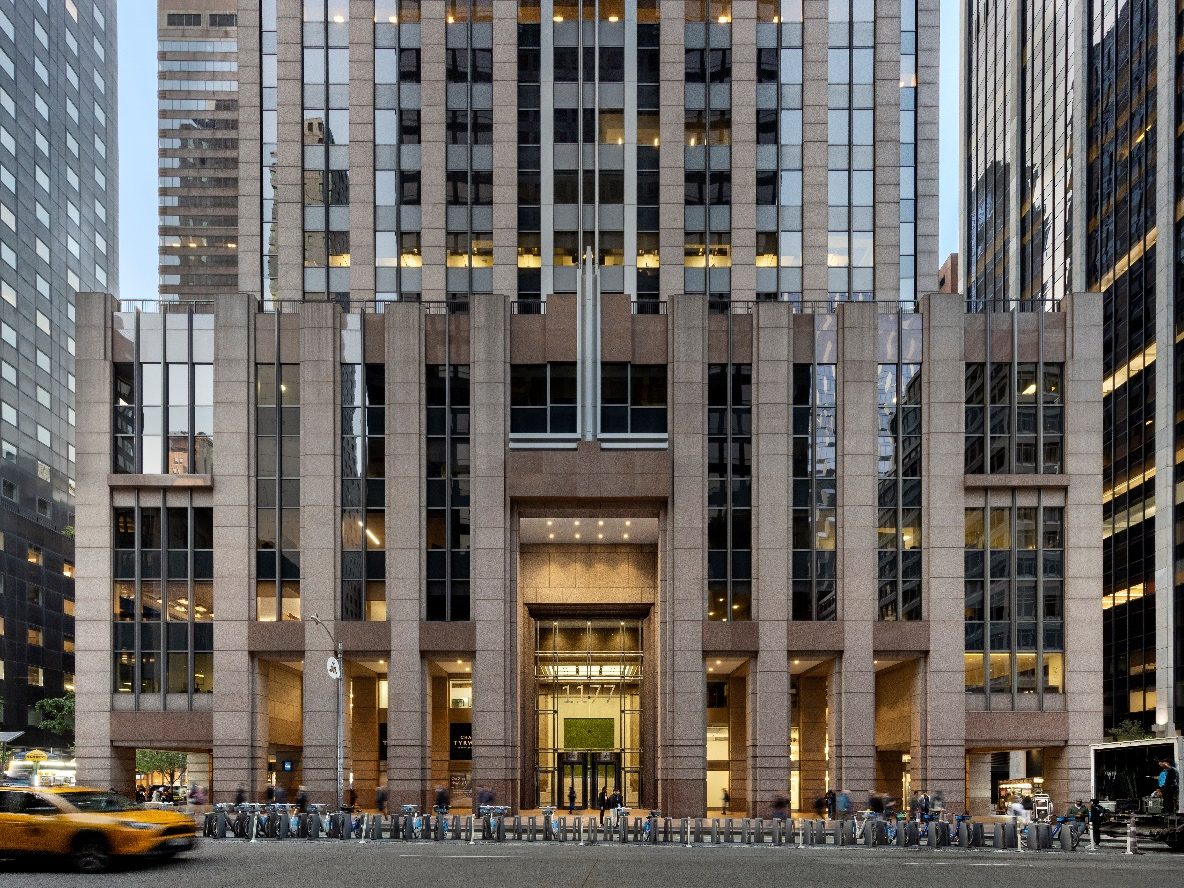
[
  {"left": 374, "top": 1, "right": 423, "bottom": 302},
  {"left": 964, "top": 503, "right": 1065, "bottom": 699},
  {"left": 707, "top": 364, "right": 752, "bottom": 621},
  {"left": 111, "top": 311, "right": 214, "bottom": 475},
  {"left": 341, "top": 360, "right": 386, "bottom": 621},
  {"left": 256, "top": 363, "right": 300, "bottom": 620},
  {"left": 113, "top": 504, "right": 213, "bottom": 699},
  {"left": 261, "top": 0, "right": 278, "bottom": 302},
  {"left": 876, "top": 361, "right": 922, "bottom": 620},
  {"left": 964, "top": 362, "right": 1064, "bottom": 474},
  {"left": 426, "top": 364, "right": 470, "bottom": 621},
  {"left": 791, "top": 363, "right": 837, "bottom": 620},
  {"left": 755, "top": 0, "right": 803, "bottom": 304},
  {"left": 302, "top": 1, "right": 351, "bottom": 300},
  {"left": 898, "top": 0, "right": 917, "bottom": 305},
  {"left": 683, "top": 6, "right": 733, "bottom": 302}
]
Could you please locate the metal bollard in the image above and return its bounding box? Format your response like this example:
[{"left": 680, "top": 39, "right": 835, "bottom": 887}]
[
  {"left": 1036, "top": 822, "right": 1051, "bottom": 850},
  {"left": 711, "top": 818, "right": 720, "bottom": 844},
  {"left": 741, "top": 819, "right": 751, "bottom": 844},
  {"left": 694, "top": 818, "right": 704, "bottom": 844},
  {"left": 1058, "top": 820, "right": 1073, "bottom": 852},
  {"left": 586, "top": 816, "right": 597, "bottom": 845},
  {"left": 1124, "top": 818, "right": 1140, "bottom": 854}
]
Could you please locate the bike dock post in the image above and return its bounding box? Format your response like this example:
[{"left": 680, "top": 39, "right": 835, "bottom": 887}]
[
  {"left": 710, "top": 818, "right": 720, "bottom": 844},
  {"left": 1057, "top": 818, "right": 1073, "bottom": 851}
]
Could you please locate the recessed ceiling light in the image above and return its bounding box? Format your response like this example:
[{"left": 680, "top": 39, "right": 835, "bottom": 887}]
[
  {"left": 456, "top": 659, "right": 462, "bottom": 664},
  {"left": 546, "top": 520, "right": 553, "bottom": 526},
  {"left": 715, "top": 659, "right": 722, "bottom": 665},
  {"left": 625, "top": 520, "right": 631, "bottom": 526},
  {"left": 574, "top": 520, "right": 580, "bottom": 526},
  {"left": 793, "top": 659, "right": 800, "bottom": 665},
  {"left": 548, "top": 533, "right": 555, "bottom": 539},
  {"left": 597, "top": 533, "right": 603, "bottom": 539},
  {"left": 598, "top": 520, "right": 604, "bottom": 526},
  {"left": 622, "top": 533, "right": 629, "bottom": 540},
  {"left": 574, "top": 533, "right": 581, "bottom": 539},
  {"left": 707, "top": 667, "right": 714, "bottom": 672}
]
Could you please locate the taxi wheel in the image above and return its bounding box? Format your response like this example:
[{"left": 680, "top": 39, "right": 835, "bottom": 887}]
[{"left": 73, "top": 834, "right": 111, "bottom": 874}]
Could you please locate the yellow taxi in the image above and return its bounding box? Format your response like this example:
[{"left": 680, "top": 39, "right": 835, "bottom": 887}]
[{"left": 0, "top": 785, "right": 197, "bottom": 873}]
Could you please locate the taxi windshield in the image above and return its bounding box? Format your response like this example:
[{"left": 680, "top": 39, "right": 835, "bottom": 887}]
[{"left": 58, "top": 790, "right": 136, "bottom": 813}]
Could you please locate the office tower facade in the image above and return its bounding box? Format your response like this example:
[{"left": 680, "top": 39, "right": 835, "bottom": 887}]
[
  {"left": 159, "top": 3, "right": 240, "bottom": 302},
  {"left": 962, "top": 0, "right": 1182, "bottom": 735},
  {"left": 75, "top": 1, "right": 1102, "bottom": 815},
  {"left": 0, "top": 0, "right": 117, "bottom": 746}
]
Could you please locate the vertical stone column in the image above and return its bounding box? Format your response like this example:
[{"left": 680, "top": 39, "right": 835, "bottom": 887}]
[
  {"left": 387, "top": 302, "right": 426, "bottom": 805},
  {"left": 872, "top": 0, "right": 901, "bottom": 299},
  {"left": 914, "top": 0, "right": 941, "bottom": 292},
  {"left": 491, "top": 1, "right": 519, "bottom": 303},
  {"left": 726, "top": 674, "right": 748, "bottom": 813},
  {"left": 729, "top": 3, "right": 757, "bottom": 298},
  {"left": 74, "top": 293, "right": 120, "bottom": 790},
  {"left": 800, "top": 0, "right": 829, "bottom": 304},
  {"left": 798, "top": 674, "right": 829, "bottom": 808},
  {"left": 299, "top": 301, "right": 343, "bottom": 802},
  {"left": 350, "top": 673, "right": 380, "bottom": 806},
  {"left": 966, "top": 752, "right": 993, "bottom": 816},
  {"left": 275, "top": 0, "right": 305, "bottom": 300},
  {"left": 348, "top": 0, "right": 376, "bottom": 301},
  {"left": 1063, "top": 292, "right": 1104, "bottom": 798},
  {"left": 663, "top": 294, "right": 707, "bottom": 816},
  {"left": 212, "top": 293, "right": 260, "bottom": 800},
  {"left": 658, "top": 0, "right": 685, "bottom": 302},
  {"left": 418, "top": 0, "right": 446, "bottom": 303},
  {"left": 470, "top": 294, "right": 513, "bottom": 804},
  {"left": 918, "top": 292, "right": 967, "bottom": 811},
  {"left": 832, "top": 302, "right": 876, "bottom": 800},
  {"left": 750, "top": 302, "right": 791, "bottom": 814}
]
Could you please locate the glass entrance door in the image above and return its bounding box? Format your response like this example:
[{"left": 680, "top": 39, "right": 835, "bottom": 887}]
[
  {"left": 535, "top": 620, "right": 644, "bottom": 808},
  {"left": 559, "top": 757, "right": 587, "bottom": 809}
]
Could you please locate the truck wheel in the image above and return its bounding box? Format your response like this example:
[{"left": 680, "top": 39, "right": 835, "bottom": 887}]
[{"left": 73, "top": 834, "right": 111, "bottom": 873}]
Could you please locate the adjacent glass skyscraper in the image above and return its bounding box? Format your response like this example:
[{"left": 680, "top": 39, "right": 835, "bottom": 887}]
[
  {"left": 0, "top": 0, "right": 118, "bottom": 745},
  {"left": 962, "top": 0, "right": 1182, "bottom": 733}
]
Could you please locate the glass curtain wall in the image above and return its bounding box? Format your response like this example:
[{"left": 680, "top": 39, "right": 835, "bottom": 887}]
[{"left": 535, "top": 619, "right": 643, "bottom": 808}]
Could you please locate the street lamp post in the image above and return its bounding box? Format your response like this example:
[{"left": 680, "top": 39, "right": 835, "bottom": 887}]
[{"left": 309, "top": 614, "right": 345, "bottom": 811}]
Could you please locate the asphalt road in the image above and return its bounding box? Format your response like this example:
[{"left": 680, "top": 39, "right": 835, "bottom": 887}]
[{"left": 1, "top": 840, "right": 1179, "bottom": 888}]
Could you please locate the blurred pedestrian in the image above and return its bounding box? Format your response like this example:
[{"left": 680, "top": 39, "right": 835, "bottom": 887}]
[
  {"left": 234, "top": 785, "right": 246, "bottom": 806},
  {"left": 825, "top": 788, "right": 836, "bottom": 820},
  {"left": 376, "top": 781, "right": 389, "bottom": 815},
  {"left": 434, "top": 783, "right": 450, "bottom": 812},
  {"left": 567, "top": 783, "right": 576, "bottom": 814},
  {"left": 598, "top": 787, "right": 608, "bottom": 824},
  {"left": 722, "top": 788, "right": 730, "bottom": 815},
  {"left": 1158, "top": 759, "right": 1179, "bottom": 814},
  {"left": 771, "top": 794, "right": 789, "bottom": 822},
  {"left": 296, "top": 785, "right": 309, "bottom": 813},
  {"left": 347, "top": 786, "right": 357, "bottom": 811}
]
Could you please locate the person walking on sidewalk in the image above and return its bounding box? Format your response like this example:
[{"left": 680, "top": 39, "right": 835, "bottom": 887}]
[{"left": 598, "top": 787, "right": 608, "bottom": 825}]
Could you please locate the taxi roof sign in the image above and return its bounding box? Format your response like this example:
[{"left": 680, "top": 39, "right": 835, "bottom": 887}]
[{"left": 24, "top": 749, "right": 49, "bottom": 763}]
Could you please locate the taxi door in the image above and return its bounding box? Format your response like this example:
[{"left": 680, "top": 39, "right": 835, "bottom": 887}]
[
  {"left": 19, "top": 791, "right": 73, "bottom": 853},
  {"left": 0, "top": 789, "right": 32, "bottom": 852}
]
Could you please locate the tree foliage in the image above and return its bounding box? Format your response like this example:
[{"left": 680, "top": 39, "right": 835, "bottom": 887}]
[
  {"left": 135, "top": 749, "right": 188, "bottom": 786},
  {"left": 33, "top": 693, "right": 75, "bottom": 739},
  {"left": 1106, "top": 719, "right": 1153, "bottom": 742}
]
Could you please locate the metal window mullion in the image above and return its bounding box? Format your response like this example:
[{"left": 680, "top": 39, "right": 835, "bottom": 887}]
[
  {"left": 1009, "top": 492, "right": 1018, "bottom": 707},
  {"left": 158, "top": 491, "right": 167, "bottom": 707},
  {"left": 188, "top": 496, "right": 195, "bottom": 705},
  {"left": 188, "top": 308, "right": 195, "bottom": 473},
  {"left": 1035, "top": 493, "right": 1045, "bottom": 707},
  {"left": 274, "top": 339, "right": 283, "bottom": 618},
  {"left": 133, "top": 493, "right": 141, "bottom": 708},
  {"left": 895, "top": 358, "right": 904, "bottom": 617}
]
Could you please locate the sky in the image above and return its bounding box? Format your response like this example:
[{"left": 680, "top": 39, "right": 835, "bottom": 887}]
[{"left": 117, "top": 0, "right": 962, "bottom": 300}]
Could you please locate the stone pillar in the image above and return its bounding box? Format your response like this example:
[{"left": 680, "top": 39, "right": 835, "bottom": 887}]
[
  {"left": 832, "top": 303, "right": 876, "bottom": 800},
  {"left": 418, "top": 0, "right": 446, "bottom": 304},
  {"left": 966, "top": 752, "right": 993, "bottom": 816},
  {"left": 727, "top": 674, "right": 748, "bottom": 813},
  {"left": 211, "top": 293, "right": 259, "bottom": 801},
  {"left": 350, "top": 673, "right": 379, "bottom": 807},
  {"left": 348, "top": 0, "right": 375, "bottom": 301},
  {"left": 299, "top": 301, "right": 344, "bottom": 804},
  {"left": 800, "top": 0, "right": 829, "bottom": 303},
  {"left": 387, "top": 302, "right": 427, "bottom": 806},
  {"left": 470, "top": 293, "right": 513, "bottom": 805},
  {"left": 750, "top": 302, "right": 792, "bottom": 816},
  {"left": 798, "top": 675, "right": 829, "bottom": 808},
  {"left": 918, "top": 292, "right": 968, "bottom": 811},
  {"left": 662, "top": 293, "right": 707, "bottom": 817},
  {"left": 73, "top": 294, "right": 119, "bottom": 790},
  {"left": 872, "top": 2, "right": 901, "bottom": 300},
  {"left": 1063, "top": 291, "right": 1104, "bottom": 796}
]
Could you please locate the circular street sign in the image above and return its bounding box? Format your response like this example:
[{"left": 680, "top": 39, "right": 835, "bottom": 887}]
[{"left": 326, "top": 657, "right": 341, "bottom": 680}]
